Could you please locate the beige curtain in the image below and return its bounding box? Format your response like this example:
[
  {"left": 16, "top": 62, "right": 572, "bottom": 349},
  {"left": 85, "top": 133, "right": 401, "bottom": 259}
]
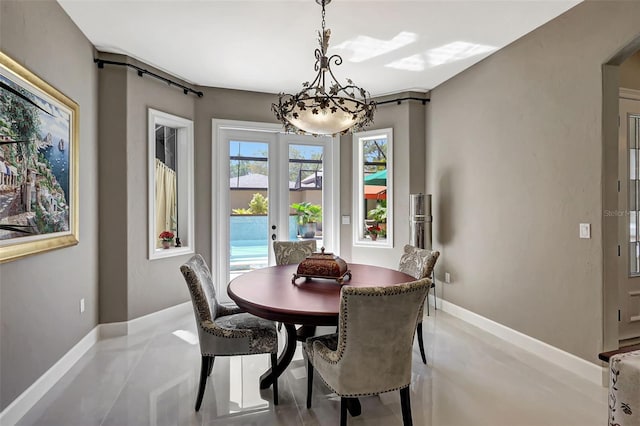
[{"left": 155, "top": 158, "right": 177, "bottom": 248}]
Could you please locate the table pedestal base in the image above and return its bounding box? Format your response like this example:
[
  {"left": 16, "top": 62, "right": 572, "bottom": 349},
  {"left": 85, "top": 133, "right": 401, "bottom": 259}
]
[{"left": 260, "top": 323, "right": 297, "bottom": 389}]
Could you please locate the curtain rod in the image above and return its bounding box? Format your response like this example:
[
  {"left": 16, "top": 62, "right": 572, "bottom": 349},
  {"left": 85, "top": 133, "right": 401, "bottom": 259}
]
[
  {"left": 376, "top": 96, "right": 430, "bottom": 106},
  {"left": 94, "top": 58, "right": 204, "bottom": 98}
]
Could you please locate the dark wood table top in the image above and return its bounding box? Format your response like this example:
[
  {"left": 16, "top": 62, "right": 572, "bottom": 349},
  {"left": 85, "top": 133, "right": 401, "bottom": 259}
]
[
  {"left": 227, "top": 263, "right": 416, "bottom": 326},
  {"left": 599, "top": 344, "right": 640, "bottom": 362}
]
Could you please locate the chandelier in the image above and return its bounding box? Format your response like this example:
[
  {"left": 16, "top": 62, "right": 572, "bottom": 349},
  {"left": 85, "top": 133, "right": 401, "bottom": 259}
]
[{"left": 272, "top": 0, "right": 375, "bottom": 136}]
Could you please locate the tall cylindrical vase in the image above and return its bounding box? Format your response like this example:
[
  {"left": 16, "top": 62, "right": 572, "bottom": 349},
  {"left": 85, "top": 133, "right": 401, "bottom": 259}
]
[{"left": 409, "top": 193, "right": 432, "bottom": 249}]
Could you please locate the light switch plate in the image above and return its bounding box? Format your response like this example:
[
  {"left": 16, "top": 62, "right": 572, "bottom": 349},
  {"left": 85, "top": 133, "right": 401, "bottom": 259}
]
[
  {"left": 341, "top": 215, "right": 350, "bottom": 225},
  {"left": 579, "top": 223, "right": 591, "bottom": 239}
]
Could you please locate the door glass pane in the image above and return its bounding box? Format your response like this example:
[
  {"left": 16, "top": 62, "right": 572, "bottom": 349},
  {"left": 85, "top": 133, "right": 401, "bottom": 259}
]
[
  {"left": 288, "top": 144, "right": 323, "bottom": 250},
  {"left": 630, "top": 180, "right": 637, "bottom": 215},
  {"left": 630, "top": 116, "right": 640, "bottom": 276},
  {"left": 229, "top": 141, "right": 269, "bottom": 277}
]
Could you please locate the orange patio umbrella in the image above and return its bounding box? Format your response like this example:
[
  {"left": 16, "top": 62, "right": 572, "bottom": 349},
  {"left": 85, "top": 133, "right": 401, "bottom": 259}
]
[{"left": 364, "top": 185, "right": 386, "bottom": 200}]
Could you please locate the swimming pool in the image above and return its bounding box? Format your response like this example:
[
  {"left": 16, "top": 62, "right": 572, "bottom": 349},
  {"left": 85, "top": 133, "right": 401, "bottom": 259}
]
[
  {"left": 229, "top": 216, "right": 299, "bottom": 269},
  {"left": 231, "top": 239, "right": 269, "bottom": 260}
]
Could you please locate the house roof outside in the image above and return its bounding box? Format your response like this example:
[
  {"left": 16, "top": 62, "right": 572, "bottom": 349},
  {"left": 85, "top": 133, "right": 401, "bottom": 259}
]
[{"left": 229, "top": 173, "right": 319, "bottom": 189}]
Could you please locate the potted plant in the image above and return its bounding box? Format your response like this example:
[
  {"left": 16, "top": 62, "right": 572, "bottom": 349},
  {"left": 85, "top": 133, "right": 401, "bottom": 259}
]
[
  {"left": 367, "top": 200, "right": 387, "bottom": 224},
  {"left": 367, "top": 225, "right": 382, "bottom": 241},
  {"left": 290, "top": 202, "right": 322, "bottom": 238},
  {"left": 159, "top": 230, "right": 174, "bottom": 249}
]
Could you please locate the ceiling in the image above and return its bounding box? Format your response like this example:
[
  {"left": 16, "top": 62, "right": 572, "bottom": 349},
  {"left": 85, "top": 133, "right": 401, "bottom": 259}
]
[{"left": 58, "top": 0, "right": 581, "bottom": 97}]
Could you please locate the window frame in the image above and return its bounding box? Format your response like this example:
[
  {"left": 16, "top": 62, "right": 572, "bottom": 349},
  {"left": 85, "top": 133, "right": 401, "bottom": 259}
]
[
  {"left": 147, "top": 108, "right": 195, "bottom": 260},
  {"left": 352, "top": 128, "right": 393, "bottom": 248}
]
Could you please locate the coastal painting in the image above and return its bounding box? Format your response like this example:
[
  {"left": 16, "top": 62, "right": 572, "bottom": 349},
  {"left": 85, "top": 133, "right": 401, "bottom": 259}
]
[{"left": 0, "top": 52, "right": 78, "bottom": 262}]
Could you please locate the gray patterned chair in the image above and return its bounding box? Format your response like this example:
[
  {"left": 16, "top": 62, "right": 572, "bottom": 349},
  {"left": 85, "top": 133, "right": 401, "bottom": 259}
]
[
  {"left": 180, "top": 254, "right": 279, "bottom": 411},
  {"left": 609, "top": 350, "right": 640, "bottom": 426},
  {"left": 398, "top": 244, "right": 440, "bottom": 364},
  {"left": 273, "top": 240, "right": 317, "bottom": 265},
  {"left": 304, "top": 278, "right": 430, "bottom": 426}
]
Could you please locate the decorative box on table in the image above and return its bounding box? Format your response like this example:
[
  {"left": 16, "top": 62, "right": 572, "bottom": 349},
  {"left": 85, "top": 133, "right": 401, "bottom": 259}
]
[{"left": 292, "top": 247, "right": 352, "bottom": 284}]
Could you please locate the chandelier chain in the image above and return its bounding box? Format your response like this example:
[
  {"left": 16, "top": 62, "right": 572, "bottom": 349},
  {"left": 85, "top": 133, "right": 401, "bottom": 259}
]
[{"left": 321, "top": 1, "right": 326, "bottom": 32}]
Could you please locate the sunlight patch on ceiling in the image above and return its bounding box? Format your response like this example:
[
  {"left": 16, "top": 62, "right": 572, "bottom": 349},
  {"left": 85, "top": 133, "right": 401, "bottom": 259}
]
[
  {"left": 425, "top": 41, "right": 496, "bottom": 67},
  {"left": 385, "top": 54, "right": 425, "bottom": 72},
  {"left": 334, "top": 32, "right": 417, "bottom": 63},
  {"left": 385, "top": 41, "right": 498, "bottom": 72}
]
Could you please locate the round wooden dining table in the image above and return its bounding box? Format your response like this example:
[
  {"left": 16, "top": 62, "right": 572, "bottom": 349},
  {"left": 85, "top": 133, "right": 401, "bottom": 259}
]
[{"left": 227, "top": 263, "right": 415, "bottom": 390}]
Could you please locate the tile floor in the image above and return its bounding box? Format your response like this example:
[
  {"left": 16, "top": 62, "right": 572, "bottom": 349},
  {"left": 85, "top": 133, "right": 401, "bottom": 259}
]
[{"left": 17, "top": 309, "right": 607, "bottom": 426}]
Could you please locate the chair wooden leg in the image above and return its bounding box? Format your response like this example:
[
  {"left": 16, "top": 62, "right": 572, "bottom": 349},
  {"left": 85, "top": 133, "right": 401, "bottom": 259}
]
[
  {"left": 432, "top": 282, "right": 437, "bottom": 311},
  {"left": 195, "top": 356, "right": 211, "bottom": 411},
  {"left": 271, "top": 353, "right": 279, "bottom": 405},
  {"left": 400, "top": 387, "right": 413, "bottom": 426},
  {"left": 207, "top": 356, "right": 215, "bottom": 376},
  {"left": 345, "top": 398, "right": 361, "bottom": 416},
  {"left": 416, "top": 322, "right": 427, "bottom": 364},
  {"left": 340, "top": 397, "right": 348, "bottom": 426},
  {"left": 306, "top": 358, "right": 314, "bottom": 408}
]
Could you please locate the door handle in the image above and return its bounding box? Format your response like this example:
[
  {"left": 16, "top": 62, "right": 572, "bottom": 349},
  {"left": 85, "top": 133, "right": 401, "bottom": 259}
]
[{"left": 271, "top": 225, "right": 277, "bottom": 240}]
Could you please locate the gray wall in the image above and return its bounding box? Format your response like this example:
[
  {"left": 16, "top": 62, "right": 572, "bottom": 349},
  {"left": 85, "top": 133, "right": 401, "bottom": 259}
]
[
  {"left": 98, "top": 62, "right": 128, "bottom": 323},
  {"left": 426, "top": 0, "right": 640, "bottom": 362},
  {"left": 125, "top": 59, "right": 196, "bottom": 320},
  {"left": 97, "top": 54, "right": 197, "bottom": 322},
  {"left": 0, "top": 0, "right": 99, "bottom": 410}
]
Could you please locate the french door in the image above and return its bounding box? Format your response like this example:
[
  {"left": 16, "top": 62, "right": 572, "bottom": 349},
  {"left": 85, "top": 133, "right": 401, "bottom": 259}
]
[
  {"left": 212, "top": 120, "right": 339, "bottom": 303},
  {"left": 620, "top": 89, "right": 640, "bottom": 343}
]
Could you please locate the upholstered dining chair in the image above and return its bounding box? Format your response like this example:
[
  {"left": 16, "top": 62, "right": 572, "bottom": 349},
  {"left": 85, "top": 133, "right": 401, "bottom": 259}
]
[
  {"left": 180, "top": 254, "right": 279, "bottom": 411},
  {"left": 273, "top": 240, "right": 317, "bottom": 265},
  {"left": 398, "top": 244, "right": 440, "bottom": 364},
  {"left": 304, "top": 278, "right": 430, "bottom": 426}
]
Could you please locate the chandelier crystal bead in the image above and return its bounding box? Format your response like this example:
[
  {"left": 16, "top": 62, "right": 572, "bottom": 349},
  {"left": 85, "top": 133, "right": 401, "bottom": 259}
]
[{"left": 272, "top": 0, "right": 375, "bottom": 136}]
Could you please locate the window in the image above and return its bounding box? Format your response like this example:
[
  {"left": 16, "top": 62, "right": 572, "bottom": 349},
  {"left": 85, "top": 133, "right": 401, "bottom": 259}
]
[
  {"left": 148, "top": 109, "right": 194, "bottom": 259},
  {"left": 353, "top": 128, "right": 393, "bottom": 247}
]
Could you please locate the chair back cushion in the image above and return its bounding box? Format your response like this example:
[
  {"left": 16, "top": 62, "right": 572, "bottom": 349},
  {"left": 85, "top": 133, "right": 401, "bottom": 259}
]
[
  {"left": 273, "top": 240, "right": 317, "bottom": 265},
  {"left": 398, "top": 244, "right": 440, "bottom": 279},
  {"left": 313, "top": 278, "right": 430, "bottom": 396},
  {"left": 180, "top": 254, "right": 218, "bottom": 323}
]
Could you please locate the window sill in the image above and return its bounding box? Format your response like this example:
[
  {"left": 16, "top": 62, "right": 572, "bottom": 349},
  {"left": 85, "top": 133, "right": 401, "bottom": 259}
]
[
  {"left": 353, "top": 239, "right": 393, "bottom": 248},
  {"left": 149, "top": 246, "right": 194, "bottom": 260}
]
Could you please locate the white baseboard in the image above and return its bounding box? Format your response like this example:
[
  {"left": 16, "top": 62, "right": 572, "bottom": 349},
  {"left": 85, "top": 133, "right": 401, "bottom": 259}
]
[
  {"left": 99, "top": 301, "right": 192, "bottom": 338},
  {"left": 127, "top": 301, "right": 191, "bottom": 335},
  {"left": 0, "top": 326, "right": 100, "bottom": 426},
  {"left": 437, "top": 298, "right": 606, "bottom": 386},
  {"left": 0, "top": 301, "right": 192, "bottom": 425}
]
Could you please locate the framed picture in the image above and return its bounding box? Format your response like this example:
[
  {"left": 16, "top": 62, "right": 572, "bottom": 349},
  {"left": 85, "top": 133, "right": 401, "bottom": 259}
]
[{"left": 0, "top": 52, "right": 79, "bottom": 263}]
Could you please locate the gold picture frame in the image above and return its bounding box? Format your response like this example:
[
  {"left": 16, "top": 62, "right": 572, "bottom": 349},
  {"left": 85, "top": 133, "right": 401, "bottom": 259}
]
[{"left": 0, "top": 52, "right": 79, "bottom": 263}]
